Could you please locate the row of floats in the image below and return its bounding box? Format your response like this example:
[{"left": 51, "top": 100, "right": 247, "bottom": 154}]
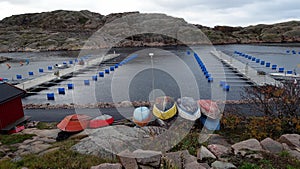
[
  {"left": 188, "top": 51, "right": 230, "bottom": 91},
  {"left": 56, "top": 96, "right": 221, "bottom": 132},
  {"left": 234, "top": 51, "right": 295, "bottom": 74},
  {"left": 286, "top": 50, "right": 300, "bottom": 55},
  {"left": 47, "top": 54, "right": 138, "bottom": 100},
  {"left": 3, "top": 56, "right": 91, "bottom": 81}
]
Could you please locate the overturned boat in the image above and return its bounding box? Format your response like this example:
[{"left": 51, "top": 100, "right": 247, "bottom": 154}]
[
  {"left": 57, "top": 114, "right": 91, "bottom": 132},
  {"left": 153, "top": 96, "right": 177, "bottom": 120},
  {"left": 133, "top": 107, "right": 151, "bottom": 127},
  {"left": 89, "top": 114, "right": 114, "bottom": 129},
  {"left": 177, "top": 97, "right": 201, "bottom": 121},
  {"left": 198, "top": 100, "right": 222, "bottom": 130}
]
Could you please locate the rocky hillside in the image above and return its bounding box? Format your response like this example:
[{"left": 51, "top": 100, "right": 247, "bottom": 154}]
[{"left": 0, "top": 10, "right": 299, "bottom": 52}]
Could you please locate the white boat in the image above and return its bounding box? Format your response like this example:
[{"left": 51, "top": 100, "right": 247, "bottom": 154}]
[
  {"left": 177, "top": 97, "right": 201, "bottom": 121},
  {"left": 269, "top": 72, "right": 300, "bottom": 80},
  {"left": 54, "top": 64, "right": 69, "bottom": 69}
]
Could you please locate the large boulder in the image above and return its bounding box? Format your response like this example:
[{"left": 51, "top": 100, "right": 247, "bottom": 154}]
[
  {"left": 164, "top": 150, "right": 197, "bottom": 169},
  {"left": 117, "top": 150, "right": 138, "bottom": 169},
  {"left": 72, "top": 125, "right": 166, "bottom": 160},
  {"left": 90, "top": 163, "right": 122, "bottom": 169},
  {"left": 133, "top": 149, "right": 162, "bottom": 168},
  {"left": 207, "top": 144, "right": 230, "bottom": 158},
  {"left": 260, "top": 137, "right": 283, "bottom": 154},
  {"left": 197, "top": 146, "right": 216, "bottom": 160},
  {"left": 231, "top": 139, "right": 262, "bottom": 156},
  {"left": 278, "top": 134, "right": 300, "bottom": 149},
  {"left": 211, "top": 161, "right": 236, "bottom": 169}
]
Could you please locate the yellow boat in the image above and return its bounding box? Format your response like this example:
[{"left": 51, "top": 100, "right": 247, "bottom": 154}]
[{"left": 153, "top": 96, "right": 177, "bottom": 120}]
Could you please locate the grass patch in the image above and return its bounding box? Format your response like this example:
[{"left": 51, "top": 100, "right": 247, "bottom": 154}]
[
  {"left": 0, "top": 134, "right": 35, "bottom": 145},
  {"left": 36, "top": 122, "right": 57, "bottom": 130},
  {"left": 170, "top": 130, "right": 200, "bottom": 156},
  {"left": 0, "top": 139, "right": 116, "bottom": 169}
]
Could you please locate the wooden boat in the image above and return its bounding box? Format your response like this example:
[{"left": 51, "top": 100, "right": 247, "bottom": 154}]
[
  {"left": 133, "top": 107, "right": 151, "bottom": 127},
  {"left": 153, "top": 96, "right": 177, "bottom": 120},
  {"left": 177, "top": 97, "right": 201, "bottom": 121},
  {"left": 57, "top": 114, "right": 91, "bottom": 132},
  {"left": 89, "top": 114, "right": 114, "bottom": 129}
]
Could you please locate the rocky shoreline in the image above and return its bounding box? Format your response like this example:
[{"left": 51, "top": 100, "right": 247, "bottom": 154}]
[
  {"left": 1, "top": 124, "right": 300, "bottom": 169},
  {"left": 22, "top": 100, "right": 251, "bottom": 109}
]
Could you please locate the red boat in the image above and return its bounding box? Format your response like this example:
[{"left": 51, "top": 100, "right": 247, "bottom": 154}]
[
  {"left": 8, "top": 125, "right": 25, "bottom": 134},
  {"left": 89, "top": 114, "right": 114, "bottom": 129},
  {"left": 198, "top": 100, "right": 221, "bottom": 119},
  {"left": 57, "top": 114, "right": 91, "bottom": 132}
]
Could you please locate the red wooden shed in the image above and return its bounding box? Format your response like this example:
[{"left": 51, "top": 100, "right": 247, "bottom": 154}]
[{"left": 0, "top": 82, "right": 27, "bottom": 131}]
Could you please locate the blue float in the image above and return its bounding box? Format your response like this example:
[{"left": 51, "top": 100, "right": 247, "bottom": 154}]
[
  {"left": 58, "top": 88, "right": 65, "bottom": 95},
  {"left": 248, "top": 56, "right": 252, "bottom": 60},
  {"left": 115, "top": 64, "right": 119, "bottom": 69},
  {"left": 110, "top": 66, "right": 115, "bottom": 71},
  {"left": 223, "top": 84, "right": 230, "bottom": 91},
  {"left": 99, "top": 72, "right": 104, "bottom": 77},
  {"left": 28, "top": 72, "right": 34, "bottom": 76},
  {"left": 47, "top": 93, "right": 55, "bottom": 100},
  {"left": 63, "top": 61, "right": 67, "bottom": 65},
  {"left": 287, "top": 70, "right": 293, "bottom": 74},
  {"left": 69, "top": 60, "right": 73, "bottom": 64},
  {"left": 205, "top": 73, "right": 211, "bottom": 78},
  {"left": 92, "top": 75, "right": 98, "bottom": 81},
  {"left": 252, "top": 57, "right": 256, "bottom": 61},
  {"left": 266, "top": 63, "right": 271, "bottom": 67},
  {"left": 278, "top": 68, "right": 284, "bottom": 73},
  {"left": 272, "top": 65, "right": 277, "bottom": 70},
  {"left": 67, "top": 83, "right": 74, "bottom": 89},
  {"left": 39, "top": 68, "right": 44, "bottom": 73},
  {"left": 48, "top": 66, "right": 53, "bottom": 70},
  {"left": 16, "top": 74, "right": 22, "bottom": 79},
  {"left": 208, "top": 77, "right": 213, "bottom": 83},
  {"left": 187, "top": 51, "right": 191, "bottom": 55},
  {"left": 105, "top": 69, "right": 110, "bottom": 74},
  {"left": 286, "top": 50, "right": 290, "bottom": 53},
  {"left": 260, "top": 61, "right": 265, "bottom": 65},
  {"left": 256, "top": 59, "right": 260, "bottom": 63},
  {"left": 84, "top": 80, "right": 90, "bottom": 85}
]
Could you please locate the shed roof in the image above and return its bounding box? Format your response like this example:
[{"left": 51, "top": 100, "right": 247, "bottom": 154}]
[{"left": 0, "top": 82, "right": 26, "bottom": 104}]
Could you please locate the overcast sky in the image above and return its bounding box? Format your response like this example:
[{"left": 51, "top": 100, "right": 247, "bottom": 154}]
[{"left": 0, "top": 0, "right": 299, "bottom": 27}]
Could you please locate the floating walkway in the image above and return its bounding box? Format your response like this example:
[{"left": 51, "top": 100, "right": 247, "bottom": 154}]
[
  {"left": 211, "top": 51, "right": 281, "bottom": 86},
  {"left": 15, "top": 54, "right": 120, "bottom": 91}
]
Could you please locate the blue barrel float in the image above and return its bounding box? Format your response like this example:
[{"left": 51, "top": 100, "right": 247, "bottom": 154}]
[
  {"left": 58, "top": 88, "right": 65, "bottom": 95},
  {"left": 278, "top": 68, "right": 284, "bottom": 73},
  {"left": 28, "top": 72, "right": 34, "bottom": 76},
  {"left": 272, "top": 65, "right": 277, "bottom": 70},
  {"left": 110, "top": 66, "right": 115, "bottom": 71},
  {"left": 256, "top": 59, "right": 260, "bottom": 63},
  {"left": 252, "top": 57, "right": 256, "bottom": 61},
  {"left": 47, "top": 93, "right": 55, "bottom": 100},
  {"left": 92, "top": 75, "right": 98, "bottom": 81},
  {"left": 84, "top": 80, "right": 90, "bottom": 86},
  {"left": 187, "top": 51, "right": 191, "bottom": 55},
  {"left": 39, "top": 68, "right": 44, "bottom": 73},
  {"left": 67, "top": 83, "right": 74, "bottom": 89},
  {"left": 16, "top": 74, "right": 22, "bottom": 79},
  {"left": 48, "top": 66, "right": 53, "bottom": 70},
  {"left": 115, "top": 64, "right": 119, "bottom": 69},
  {"left": 223, "top": 84, "right": 230, "bottom": 91},
  {"left": 287, "top": 70, "right": 293, "bottom": 74},
  {"left": 99, "top": 72, "right": 104, "bottom": 77},
  {"left": 208, "top": 77, "right": 213, "bottom": 83},
  {"left": 69, "top": 60, "right": 73, "bottom": 64},
  {"left": 260, "top": 61, "right": 265, "bottom": 65},
  {"left": 266, "top": 62, "right": 271, "bottom": 67},
  {"left": 105, "top": 69, "right": 110, "bottom": 74}
]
